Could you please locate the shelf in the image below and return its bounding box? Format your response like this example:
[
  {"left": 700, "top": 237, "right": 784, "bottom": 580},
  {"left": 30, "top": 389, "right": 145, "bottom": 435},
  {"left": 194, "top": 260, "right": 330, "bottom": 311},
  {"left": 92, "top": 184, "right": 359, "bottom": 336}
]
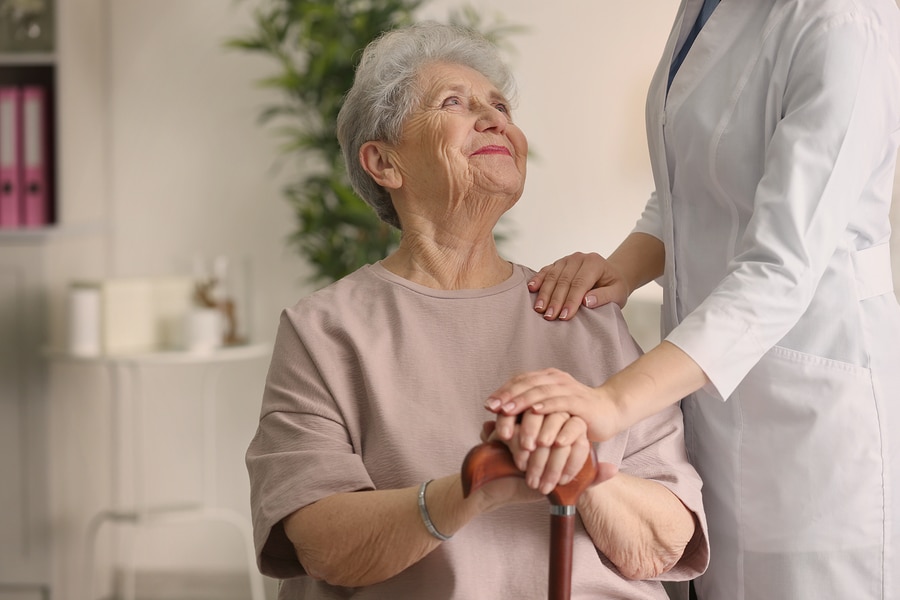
[
  {"left": 0, "top": 222, "right": 106, "bottom": 246},
  {"left": 0, "top": 227, "right": 57, "bottom": 245},
  {"left": 0, "top": 52, "right": 55, "bottom": 66},
  {"left": 45, "top": 342, "right": 272, "bottom": 366}
]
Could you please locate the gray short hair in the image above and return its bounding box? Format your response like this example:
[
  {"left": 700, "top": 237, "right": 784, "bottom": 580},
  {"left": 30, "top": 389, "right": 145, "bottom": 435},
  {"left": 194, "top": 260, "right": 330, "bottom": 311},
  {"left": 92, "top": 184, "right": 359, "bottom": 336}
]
[{"left": 337, "top": 21, "right": 517, "bottom": 229}]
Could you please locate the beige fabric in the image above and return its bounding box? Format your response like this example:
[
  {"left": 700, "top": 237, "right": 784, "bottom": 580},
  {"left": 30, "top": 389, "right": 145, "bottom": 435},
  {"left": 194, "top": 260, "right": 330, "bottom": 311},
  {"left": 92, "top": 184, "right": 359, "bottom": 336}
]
[{"left": 246, "top": 262, "right": 708, "bottom": 599}]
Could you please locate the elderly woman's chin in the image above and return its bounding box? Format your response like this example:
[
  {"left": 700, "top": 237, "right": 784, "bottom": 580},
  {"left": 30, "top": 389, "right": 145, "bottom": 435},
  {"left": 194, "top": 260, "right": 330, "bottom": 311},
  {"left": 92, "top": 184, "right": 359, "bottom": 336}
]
[{"left": 472, "top": 169, "right": 526, "bottom": 207}]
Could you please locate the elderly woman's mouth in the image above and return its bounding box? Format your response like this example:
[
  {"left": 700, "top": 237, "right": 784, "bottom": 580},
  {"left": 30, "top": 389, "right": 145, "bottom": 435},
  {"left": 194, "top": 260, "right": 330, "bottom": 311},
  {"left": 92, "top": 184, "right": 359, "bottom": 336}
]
[{"left": 471, "top": 145, "right": 512, "bottom": 156}]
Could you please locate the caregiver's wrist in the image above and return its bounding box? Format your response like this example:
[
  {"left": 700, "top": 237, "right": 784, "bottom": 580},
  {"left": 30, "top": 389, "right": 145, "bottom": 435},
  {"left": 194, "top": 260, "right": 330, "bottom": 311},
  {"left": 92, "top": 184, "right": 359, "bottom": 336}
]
[{"left": 592, "top": 384, "right": 629, "bottom": 441}]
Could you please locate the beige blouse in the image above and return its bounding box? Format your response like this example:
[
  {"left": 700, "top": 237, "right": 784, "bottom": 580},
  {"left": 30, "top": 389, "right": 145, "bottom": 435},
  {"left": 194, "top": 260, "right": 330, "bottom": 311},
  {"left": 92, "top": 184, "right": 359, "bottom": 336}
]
[{"left": 247, "top": 262, "right": 708, "bottom": 599}]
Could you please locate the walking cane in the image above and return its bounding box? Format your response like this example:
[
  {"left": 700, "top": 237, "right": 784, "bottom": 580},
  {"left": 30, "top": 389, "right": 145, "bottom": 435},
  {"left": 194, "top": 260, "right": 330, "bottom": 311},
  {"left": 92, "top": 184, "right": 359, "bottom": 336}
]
[{"left": 461, "top": 440, "right": 603, "bottom": 600}]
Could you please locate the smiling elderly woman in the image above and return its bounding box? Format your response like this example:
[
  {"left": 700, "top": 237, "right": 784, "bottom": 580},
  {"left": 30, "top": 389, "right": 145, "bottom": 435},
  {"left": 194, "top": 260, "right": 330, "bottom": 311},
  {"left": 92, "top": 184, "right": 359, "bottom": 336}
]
[{"left": 245, "top": 22, "right": 709, "bottom": 599}]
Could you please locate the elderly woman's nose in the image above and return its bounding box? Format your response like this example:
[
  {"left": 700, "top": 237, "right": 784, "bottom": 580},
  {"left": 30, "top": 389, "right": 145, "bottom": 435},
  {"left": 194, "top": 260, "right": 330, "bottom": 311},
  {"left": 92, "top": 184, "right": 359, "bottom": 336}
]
[{"left": 474, "top": 103, "right": 507, "bottom": 132}]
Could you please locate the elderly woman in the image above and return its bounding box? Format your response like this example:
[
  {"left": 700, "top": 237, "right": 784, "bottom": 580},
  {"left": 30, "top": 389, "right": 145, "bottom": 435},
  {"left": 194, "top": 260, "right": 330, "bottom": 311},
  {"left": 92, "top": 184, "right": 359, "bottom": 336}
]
[{"left": 246, "top": 22, "right": 708, "bottom": 599}]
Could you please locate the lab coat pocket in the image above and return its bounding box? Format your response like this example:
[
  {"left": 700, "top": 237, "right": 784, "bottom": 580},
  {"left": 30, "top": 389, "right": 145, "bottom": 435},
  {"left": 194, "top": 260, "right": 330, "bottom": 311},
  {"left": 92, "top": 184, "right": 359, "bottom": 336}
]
[{"left": 738, "top": 345, "right": 883, "bottom": 553}]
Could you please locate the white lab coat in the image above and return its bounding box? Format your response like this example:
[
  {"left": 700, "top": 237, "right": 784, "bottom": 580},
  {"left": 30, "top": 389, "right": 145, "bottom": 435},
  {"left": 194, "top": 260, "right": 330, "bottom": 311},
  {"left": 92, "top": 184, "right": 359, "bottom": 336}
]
[{"left": 634, "top": 0, "right": 900, "bottom": 598}]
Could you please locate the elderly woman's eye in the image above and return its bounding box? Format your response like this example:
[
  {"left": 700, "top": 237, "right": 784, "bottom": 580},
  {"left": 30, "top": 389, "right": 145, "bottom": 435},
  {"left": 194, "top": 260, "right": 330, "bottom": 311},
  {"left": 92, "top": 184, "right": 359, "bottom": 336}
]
[
  {"left": 495, "top": 103, "right": 510, "bottom": 114},
  {"left": 442, "top": 97, "right": 462, "bottom": 108}
]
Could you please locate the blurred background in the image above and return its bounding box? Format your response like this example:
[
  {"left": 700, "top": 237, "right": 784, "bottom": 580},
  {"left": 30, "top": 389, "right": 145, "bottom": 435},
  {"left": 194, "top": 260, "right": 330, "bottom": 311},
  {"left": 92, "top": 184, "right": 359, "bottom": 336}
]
[{"left": 0, "top": 1, "right": 897, "bottom": 599}]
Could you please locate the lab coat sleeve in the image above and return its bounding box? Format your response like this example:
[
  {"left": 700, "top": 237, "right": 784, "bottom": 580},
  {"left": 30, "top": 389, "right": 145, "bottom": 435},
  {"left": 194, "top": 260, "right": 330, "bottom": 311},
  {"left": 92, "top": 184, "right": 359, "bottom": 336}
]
[
  {"left": 667, "top": 12, "right": 900, "bottom": 399},
  {"left": 633, "top": 190, "right": 664, "bottom": 241}
]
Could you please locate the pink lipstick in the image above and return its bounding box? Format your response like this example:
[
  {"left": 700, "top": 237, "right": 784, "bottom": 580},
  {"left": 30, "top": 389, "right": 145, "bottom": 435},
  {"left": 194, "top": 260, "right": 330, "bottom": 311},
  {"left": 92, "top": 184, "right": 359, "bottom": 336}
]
[{"left": 472, "top": 145, "right": 511, "bottom": 156}]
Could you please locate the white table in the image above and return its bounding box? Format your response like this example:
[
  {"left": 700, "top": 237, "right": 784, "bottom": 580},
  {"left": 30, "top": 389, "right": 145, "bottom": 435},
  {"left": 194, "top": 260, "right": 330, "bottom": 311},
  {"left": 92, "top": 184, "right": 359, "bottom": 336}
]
[{"left": 50, "top": 344, "right": 270, "bottom": 600}]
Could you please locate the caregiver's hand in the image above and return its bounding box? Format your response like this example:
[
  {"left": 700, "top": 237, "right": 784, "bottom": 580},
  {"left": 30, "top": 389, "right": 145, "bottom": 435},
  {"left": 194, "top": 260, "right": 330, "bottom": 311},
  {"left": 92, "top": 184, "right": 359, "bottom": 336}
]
[
  {"left": 486, "top": 368, "right": 626, "bottom": 446},
  {"left": 527, "top": 252, "right": 629, "bottom": 321}
]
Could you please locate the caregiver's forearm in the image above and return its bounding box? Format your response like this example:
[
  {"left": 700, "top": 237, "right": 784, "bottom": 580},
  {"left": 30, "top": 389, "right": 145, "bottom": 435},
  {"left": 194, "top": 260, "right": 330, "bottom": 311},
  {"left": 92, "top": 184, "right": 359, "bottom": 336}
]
[
  {"left": 607, "top": 232, "right": 665, "bottom": 297},
  {"left": 601, "top": 340, "right": 709, "bottom": 435}
]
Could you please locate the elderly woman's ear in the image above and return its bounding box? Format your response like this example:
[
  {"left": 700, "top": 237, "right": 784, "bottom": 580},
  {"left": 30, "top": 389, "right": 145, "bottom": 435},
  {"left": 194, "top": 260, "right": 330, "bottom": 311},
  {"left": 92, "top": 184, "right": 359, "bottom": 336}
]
[{"left": 360, "top": 141, "right": 402, "bottom": 191}]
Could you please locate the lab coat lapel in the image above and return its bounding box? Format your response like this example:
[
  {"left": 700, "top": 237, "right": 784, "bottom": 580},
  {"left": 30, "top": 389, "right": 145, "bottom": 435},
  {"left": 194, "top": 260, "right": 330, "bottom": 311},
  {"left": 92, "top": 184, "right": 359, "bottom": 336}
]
[
  {"left": 646, "top": 0, "right": 694, "bottom": 334},
  {"left": 647, "top": 0, "right": 691, "bottom": 185},
  {"left": 672, "top": 0, "right": 704, "bottom": 64},
  {"left": 665, "top": 0, "right": 758, "bottom": 111}
]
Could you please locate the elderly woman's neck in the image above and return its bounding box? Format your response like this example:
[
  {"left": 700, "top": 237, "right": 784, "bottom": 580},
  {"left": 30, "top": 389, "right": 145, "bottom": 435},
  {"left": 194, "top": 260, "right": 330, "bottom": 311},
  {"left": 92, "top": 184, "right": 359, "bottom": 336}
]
[{"left": 382, "top": 233, "right": 512, "bottom": 290}]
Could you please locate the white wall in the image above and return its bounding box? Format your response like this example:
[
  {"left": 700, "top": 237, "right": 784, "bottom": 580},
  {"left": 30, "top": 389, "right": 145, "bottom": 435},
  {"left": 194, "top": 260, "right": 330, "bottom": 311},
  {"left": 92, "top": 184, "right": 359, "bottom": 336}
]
[
  {"left": 96, "top": 1, "right": 680, "bottom": 345},
  {"left": 90, "top": 0, "right": 680, "bottom": 358},
  {"left": 103, "top": 0, "right": 309, "bottom": 345}
]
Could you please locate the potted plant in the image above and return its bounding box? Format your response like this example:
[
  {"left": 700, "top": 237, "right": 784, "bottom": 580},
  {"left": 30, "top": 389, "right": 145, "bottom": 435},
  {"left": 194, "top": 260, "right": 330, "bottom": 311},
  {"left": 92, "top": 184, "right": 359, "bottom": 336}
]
[{"left": 227, "top": 0, "right": 522, "bottom": 285}]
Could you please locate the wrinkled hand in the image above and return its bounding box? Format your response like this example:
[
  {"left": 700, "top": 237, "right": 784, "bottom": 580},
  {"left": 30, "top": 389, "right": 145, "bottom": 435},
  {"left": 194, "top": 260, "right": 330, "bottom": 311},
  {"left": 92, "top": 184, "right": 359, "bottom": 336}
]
[
  {"left": 486, "top": 368, "right": 624, "bottom": 444},
  {"left": 527, "top": 252, "right": 629, "bottom": 321},
  {"left": 481, "top": 416, "right": 592, "bottom": 495}
]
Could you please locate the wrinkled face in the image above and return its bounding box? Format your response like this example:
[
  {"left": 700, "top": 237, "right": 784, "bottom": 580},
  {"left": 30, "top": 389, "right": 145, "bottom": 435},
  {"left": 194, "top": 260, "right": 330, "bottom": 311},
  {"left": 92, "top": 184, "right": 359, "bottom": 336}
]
[{"left": 386, "top": 61, "right": 528, "bottom": 224}]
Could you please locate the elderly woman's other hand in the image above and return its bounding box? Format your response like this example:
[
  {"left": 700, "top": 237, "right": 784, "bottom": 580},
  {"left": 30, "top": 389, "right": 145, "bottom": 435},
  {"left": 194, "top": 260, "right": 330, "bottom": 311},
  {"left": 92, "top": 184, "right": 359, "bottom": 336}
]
[{"left": 481, "top": 412, "right": 614, "bottom": 496}]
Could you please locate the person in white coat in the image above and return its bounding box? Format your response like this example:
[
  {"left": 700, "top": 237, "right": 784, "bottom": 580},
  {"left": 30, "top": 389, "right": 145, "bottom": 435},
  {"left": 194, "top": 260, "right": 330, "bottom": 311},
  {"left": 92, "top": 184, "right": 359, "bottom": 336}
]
[{"left": 483, "top": 0, "right": 900, "bottom": 598}]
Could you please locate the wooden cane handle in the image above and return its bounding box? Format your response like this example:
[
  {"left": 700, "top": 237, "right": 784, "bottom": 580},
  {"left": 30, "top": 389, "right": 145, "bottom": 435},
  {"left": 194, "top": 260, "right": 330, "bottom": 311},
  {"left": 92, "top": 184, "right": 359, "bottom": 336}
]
[
  {"left": 547, "top": 449, "right": 599, "bottom": 507},
  {"left": 460, "top": 440, "right": 600, "bottom": 505},
  {"left": 461, "top": 440, "right": 522, "bottom": 497}
]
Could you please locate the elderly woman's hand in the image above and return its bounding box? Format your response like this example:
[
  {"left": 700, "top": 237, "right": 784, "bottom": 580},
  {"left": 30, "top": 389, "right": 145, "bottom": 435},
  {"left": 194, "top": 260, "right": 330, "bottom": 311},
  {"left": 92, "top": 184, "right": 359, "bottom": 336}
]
[
  {"left": 528, "top": 252, "right": 630, "bottom": 321},
  {"left": 483, "top": 410, "right": 596, "bottom": 496}
]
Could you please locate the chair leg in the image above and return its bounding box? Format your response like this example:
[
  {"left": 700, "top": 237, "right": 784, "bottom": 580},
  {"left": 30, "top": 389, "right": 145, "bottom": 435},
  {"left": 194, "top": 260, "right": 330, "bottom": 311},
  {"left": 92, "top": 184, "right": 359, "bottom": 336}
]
[
  {"left": 83, "top": 511, "right": 110, "bottom": 600},
  {"left": 203, "top": 508, "right": 266, "bottom": 600},
  {"left": 121, "top": 520, "right": 142, "bottom": 600}
]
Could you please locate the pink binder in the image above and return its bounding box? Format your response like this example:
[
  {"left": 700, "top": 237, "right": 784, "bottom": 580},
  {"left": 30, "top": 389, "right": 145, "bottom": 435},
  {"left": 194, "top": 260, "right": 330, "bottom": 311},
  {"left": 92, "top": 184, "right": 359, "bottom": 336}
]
[
  {"left": 0, "top": 86, "right": 23, "bottom": 229},
  {"left": 21, "top": 86, "right": 49, "bottom": 227}
]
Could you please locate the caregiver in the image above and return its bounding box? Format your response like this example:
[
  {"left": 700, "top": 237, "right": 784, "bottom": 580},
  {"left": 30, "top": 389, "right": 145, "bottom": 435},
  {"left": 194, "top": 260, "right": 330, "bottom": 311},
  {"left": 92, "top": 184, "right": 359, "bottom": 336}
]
[{"left": 486, "top": 1, "right": 900, "bottom": 598}]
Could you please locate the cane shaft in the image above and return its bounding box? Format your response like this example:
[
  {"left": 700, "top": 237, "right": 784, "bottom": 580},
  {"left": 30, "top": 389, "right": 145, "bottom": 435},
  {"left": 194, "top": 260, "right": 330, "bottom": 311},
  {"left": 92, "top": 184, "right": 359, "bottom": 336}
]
[
  {"left": 549, "top": 512, "right": 575, "bottom": 600},
  {"left": 461, "top": 441, "right": 601, "bottom": 600}
]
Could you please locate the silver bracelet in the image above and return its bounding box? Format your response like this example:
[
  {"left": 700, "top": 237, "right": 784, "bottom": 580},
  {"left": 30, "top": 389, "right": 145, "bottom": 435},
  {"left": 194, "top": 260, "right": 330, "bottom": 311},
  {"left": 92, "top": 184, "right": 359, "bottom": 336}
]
[{"left": 417, "top": 480, "right": 452, "bottom": 541}]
